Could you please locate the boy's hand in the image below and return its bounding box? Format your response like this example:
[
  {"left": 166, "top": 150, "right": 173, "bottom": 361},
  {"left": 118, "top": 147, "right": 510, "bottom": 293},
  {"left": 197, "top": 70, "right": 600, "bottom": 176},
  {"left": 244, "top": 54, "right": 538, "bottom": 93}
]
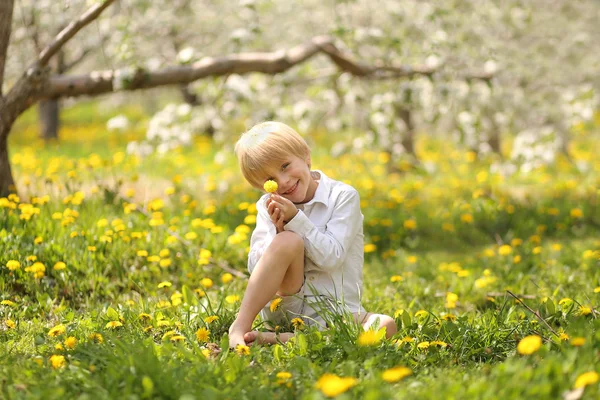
[
  {"left": 266, "top": 196, "right": 286, "bottom": 233},
  {"left": 268, "top": 194, "right": 298, "bottom": 223}
]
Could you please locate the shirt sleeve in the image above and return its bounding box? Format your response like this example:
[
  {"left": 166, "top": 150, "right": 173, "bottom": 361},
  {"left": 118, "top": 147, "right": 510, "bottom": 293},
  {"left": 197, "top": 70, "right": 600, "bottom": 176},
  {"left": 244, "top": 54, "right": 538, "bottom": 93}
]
[
  {"left": 284, "top": 188, "right": 362, "bottom": 273},
  {"left": 247, "top": 198, "right": 276, "bottom": 273}
]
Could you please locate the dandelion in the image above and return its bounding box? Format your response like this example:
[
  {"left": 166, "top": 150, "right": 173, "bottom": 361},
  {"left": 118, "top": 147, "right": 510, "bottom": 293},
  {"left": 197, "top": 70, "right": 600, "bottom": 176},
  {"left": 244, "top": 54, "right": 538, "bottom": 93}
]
[
  {"left": 139, "top": 313, "right": 152, "bottom": 322},
  {"left": 200, "top": 278, "right": 213, "bottom": 288},
  {"left": 270, "top": 297, "right": 283, "bottom": 312},
  {"left": 498, "top": 245, "right": 512, "bottom": 256},
  {"left": 559, "top": 332, "right": 570, "bottom": 341},
  {"left": 417, "top": 341, "right": 430, "bottom": 349},
  {"left": 64, "top": 336, "right": 77, "bottom": 349},
  {"left": 382, "top": 366, "right": 412, "bottom": 383},
  {"left": 574, "top": 371, "right": 599, "bottom": 389},
  {"left": 1, "top": 300, "right": 16, "bottom": 307},
  {"left": 55, "top": 343, "right": 64, "bottom": 351},
  {"left": 390, "top": 275, "right": 403, "bottom": 282},
  {"left": 225, "top": 295, "right": 240, "bottom": 304},
  {"left": 364, "top": 244, "right": 376, "bottom": 253},
  {"left": 570, "top": 208, "right": 583, "bottom": 218},
  {"left": 315, "top": 373, "right": 357, "bottom": 397},
  {"left": 291, "top": 318, "right": 305, "bottom": 329},
  {"left": 105, "top": 321, "right": 123, "bottom": 329},
  {"left": 403, "top": 219, "right": 417, "bottom": 230},
  {"left": 89, "top": 333, "right": 104, "bottom": 343},
  {"left": 6, "top": 260, "right": 20, "bottom": 270},
  {"left": 235, "top": 344, "right": 250, "bottom": 355},
  {"left": 577, "top": 306, "right": 592, "bottom": 316},
  {"left": 137, "top": 250, "right": 148, "bottom": 257},
  {"left": 48, "top": 324, "right": 66, "bottom": 337},
  {"left": 53, "top": 262, "right": 66, "bottom": 270},
  {"left": 49, "top": 355, "right": 66, "bottom": 369},
  {"left": 264, "top": 180, "right": 278, "bottom": 193},
  {"left": 221, "top": 273, "right": 233, "bottom": 284},
  {"left": 170, "top": 335, "right": 186, "bottom": 343},
  {"left": 159, "top": 259, "right": 172, "bottom": 268},
  {"left": 196, "top": 327, "right": 210, "bottom": 342},
  {"left": 276, "top": 371, "right": 292, "bottom": 385},
  {"left": 158, "top": 281, "right": 172, "bottom": 288},
  {"left": 460, "top": 213, "right": 473, "bottom": 224},
  {"left": 517, "top": 335, "right": 542, "bottom": 355},
  {"left": 594, "top": 287, "right": 600, "bottom": 293},
  {"left": 358, "top": 329, "right": 384, "bottom": 346},
  {"left": 204, "top": 316, "right": 219, "bottom": 324},
  {"left": 445, "top": 292, "right": 458, "bottom": 309},
  {"left": 5, "top": 319, "right": 16, "bottom": 329},
  {"left": 570, "top": 337, "right": 586, "bottom": 347}
]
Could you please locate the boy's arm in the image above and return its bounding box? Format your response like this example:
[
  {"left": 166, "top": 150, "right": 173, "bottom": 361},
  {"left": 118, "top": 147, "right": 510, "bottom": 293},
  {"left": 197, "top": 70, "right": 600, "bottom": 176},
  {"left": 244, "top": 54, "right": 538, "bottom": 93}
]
[
  {"left": 248, "top": 200, "right": 277, "bottom": 273},
  {"left": 284, "top": 188, "right": 362, "bottom": 273}
]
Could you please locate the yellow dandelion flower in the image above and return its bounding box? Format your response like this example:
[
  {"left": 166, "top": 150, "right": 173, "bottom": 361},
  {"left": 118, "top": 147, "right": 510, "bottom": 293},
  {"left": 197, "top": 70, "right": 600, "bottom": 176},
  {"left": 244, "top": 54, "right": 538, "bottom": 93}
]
[
  {"left": 364, "top": 244, "right": 377, "bottom": 253},
  {"left": 578, "top": 306, "right": 592, "bottom": 316},
  {"left": 158, "top": 281, "right": 172, "bottom": 288},
  {"left": 235, "top": 344, "right": 250, "bottom": 355},
  {"left": 105, "top": 321, "right": 123, "bottom": 329},
  {"left": 138, "top": 313, "right": 152, "bottom": 321},
  {"left": 55, "top": 343, "right": 64, "bottom": 351},
  {"left": 403, "top": 219, "right": 417, "bottom": 230},
  {"left": 53, "top": 262, "right": 66, "bottom": 270},
  {"left": 221, "top": 273, "right": 233, "bottom": 284},
  {"left": 270, "top": 297, "right": 283, "bottom": 312},
  {"left": 460, "top": 213, "right": 473, "bottom": 224},
  {"left": 159, "top": 259, "right": 172, "bottom": 268},
  {"left": 48, "top": 324, "right": 66, "bottom": 337},
  {"left": 559, "top": 333, "right": 570, "bottom": 341},
  {"left": 594, "top": 287, "right": 600, "bottom": 293},
  {"left": 5, "top": 319, "right": 16, "bottom": 329},
  {"left": 382, "top": 366, "right": 412, "bottom": 383},
  {"left": 358, "top": 329, "right": 384, "bottom": 346},
  {"left": 89, "top": 333, "right": 104, "bottom": 343},
  {"left": 196, "top": 327, "right": 210, "bottom": 342},
  {"left": 170, "top": 335, "right": 186, "bottom": 343},
  {"left": 574, "top": 371, "right": 599, "bottom": 389},
  {"left": 49, "top": 355, "right": 66, "bottom": 369},
  {"left": 225, "top": 295, "right": 240, "bottom": 304},
  {"left": 264, "top": 180, "right": 278, "bottom": 193},
  {"left": 417, "top": 341, "right": 430, "bottom": 349},
  {"left": 64, "top": 336, "right": 77, "bottom": 349},
  {"left": 204, "top": 316, "right": 219, "bottom": 324},
  {"left": 570, "top": 208, "right": 583, "bottom": 218},
  {"left": 517, "top": 335, "right": 542, "bottom": 355},
  {"left": 291, "top": 318, "right": 305, "bottom": 329},
  {"left": 570, "top": 337, "right": 586, "bottom": 347},
  {"left": 1, "top": 300, "right": 16, "bottom": 307},
  {"left": 6, "top": 260, "right": 21, "bottom": 270},
  {"left": 200, "top": 278, "right": 213, "bottom": 288},
  {"left": 390, "top": 275, "right": 403, "bottom": 282},
  {"left": 137, "top": 250, "right": 148, "bottom": 257},
  {"left": 315, "top": 373, "right": 357, "bottom": 397}
]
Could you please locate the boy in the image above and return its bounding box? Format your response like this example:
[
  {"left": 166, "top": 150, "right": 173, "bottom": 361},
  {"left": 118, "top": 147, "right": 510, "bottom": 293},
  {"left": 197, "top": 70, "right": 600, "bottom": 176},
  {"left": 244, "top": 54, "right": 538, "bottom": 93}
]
[{"left": 228, "top": 121, "right": 397, "bottom": 348}]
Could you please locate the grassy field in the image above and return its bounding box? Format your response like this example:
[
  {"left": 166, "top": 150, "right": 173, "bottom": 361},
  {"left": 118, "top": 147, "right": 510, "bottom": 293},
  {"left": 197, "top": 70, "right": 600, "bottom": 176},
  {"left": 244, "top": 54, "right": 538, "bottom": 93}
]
[{"left": 1, "top": 104, "right": 599, "bottom": 399}]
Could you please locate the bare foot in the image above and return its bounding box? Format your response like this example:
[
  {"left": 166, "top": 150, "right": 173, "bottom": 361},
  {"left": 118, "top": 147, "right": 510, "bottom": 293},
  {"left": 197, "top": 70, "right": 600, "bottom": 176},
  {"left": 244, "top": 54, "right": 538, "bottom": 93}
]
[
  {"left": 229, "top": 323, "right": 248, "bottom": 348},
  {"left": 244, "top": 331, "right": 294, "bottom": 345}
]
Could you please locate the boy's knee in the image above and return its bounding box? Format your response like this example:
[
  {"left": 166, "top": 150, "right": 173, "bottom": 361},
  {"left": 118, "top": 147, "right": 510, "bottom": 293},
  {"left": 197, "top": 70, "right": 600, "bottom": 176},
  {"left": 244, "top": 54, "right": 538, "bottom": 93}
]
[{"left": 271, "top": 231, "right": 304, "bottom": 253}]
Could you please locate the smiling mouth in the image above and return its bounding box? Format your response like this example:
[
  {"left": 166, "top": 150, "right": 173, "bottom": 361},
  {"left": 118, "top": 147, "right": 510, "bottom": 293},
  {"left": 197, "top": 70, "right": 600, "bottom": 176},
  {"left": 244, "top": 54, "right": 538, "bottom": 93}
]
[{"left": 284, "top": 181, "right": 299, "bottom": 195}]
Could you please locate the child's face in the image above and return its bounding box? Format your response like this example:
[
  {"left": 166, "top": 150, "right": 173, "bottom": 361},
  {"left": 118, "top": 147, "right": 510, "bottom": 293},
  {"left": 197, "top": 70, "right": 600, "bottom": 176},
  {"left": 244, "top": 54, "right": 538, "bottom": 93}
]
[{"left": 262, "top": 155, "right": 318, "bottom": 204}]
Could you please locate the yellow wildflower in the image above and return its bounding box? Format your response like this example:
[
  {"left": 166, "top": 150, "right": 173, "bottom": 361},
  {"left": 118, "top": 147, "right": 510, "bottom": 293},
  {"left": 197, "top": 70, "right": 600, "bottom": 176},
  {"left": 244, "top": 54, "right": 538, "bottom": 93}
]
[
  {"left": 570, "top": 337, "right": 586, "bottom": 347},
  {"left": 291, "top": 318, "right": 305, "bottom": 329},
  {"left": 49, "top": 355, "right": 66, "bottom": 369},
  {"left": 235, "top": 344, "right": 250, "bottom": 355},
  {"left": 574, "top": 371, "right": 599, "bottom": 389},
  {"left": 403, "top": 219, "right": 417, "bottom": 230},
  {"left": 221, "top": 273, "right": 233, "bottom": 284},
  {"left": 196, "top": 327, "right": 210, "bottom": 342},
  {"left": 64, "top": 336, "right": 77, "bottom": 349},
  {"left": 570, "top": 208, "right": 583, "bottom": 218},
  {"left": 578, "top": 306, "right": 592, "bottom": 316},
  {"left": 200, "top": 278, "right": 213, "bottom": 288},
  {"left": 157, "top": 281, "right": 172, "bottom": 288},
  {"left": 225, "top": 295, "right": 240, "bottom": 304},
  {"left": 390, "top": 275, "right": 403, "bottom": 283},
  {"left": 270, "top": 298, "right": 283, "bottom": 312},
  {"left": 1, "top": 300, "right": 16, "bottom": 307},
  {"left": 89, "top": 333, "right": 104, "bottom": 343},
  {"left": 53, "top": 262, "right": 66, "bottom": 270},
  {"left": 48, "top": 324, "right": 66, "bottom": 337},
  {"left": 105, "top": 321, "right": 123, "bottom": 329},
  {"left": 315, "top": 373, "right": 357, "bottom": 397},
  {"left": 6, "top": 260, "right": 20, "bottom": 270},
  {"left": 204, "top": 316, "right": 219, "bottom": 324},
  {"left": 358, "top": 329, "right": 384, "bottom": 346},
  {"left": 382, "top": 366, "right": 412, "bottom": 383},
  {"left": 517, "top": 335, "right": 542, "bottom": 355},
  {"left": 5, "top": 319, "right": 16, "bottom": 329},
  {"left": 417, "top": 341, "right": 430, "bottom": 349},
  {"left": 364, "top": 244, "right": 376, "bottom": 253},
  {"left": 264, "top": 180, "right": 278, "bottom": 193}
]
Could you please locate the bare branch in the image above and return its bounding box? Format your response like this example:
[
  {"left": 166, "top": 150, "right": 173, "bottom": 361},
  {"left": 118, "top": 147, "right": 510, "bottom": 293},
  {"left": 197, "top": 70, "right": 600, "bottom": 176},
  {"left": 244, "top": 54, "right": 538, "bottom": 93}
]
[
  {"left": 0, "top": 0, "right": 15, "bottom": 96},
  {"left": 37, "top": 0, "right": 116, "bottom": 67},
  {"left": 63, "top": 34, "right": 110, "bottom": 72},
  {"left": 506, "top": 290, "right": 559, "bottom": 338},
  {"left": 44, "top": 36, "right": 443, "bottom": 98}
]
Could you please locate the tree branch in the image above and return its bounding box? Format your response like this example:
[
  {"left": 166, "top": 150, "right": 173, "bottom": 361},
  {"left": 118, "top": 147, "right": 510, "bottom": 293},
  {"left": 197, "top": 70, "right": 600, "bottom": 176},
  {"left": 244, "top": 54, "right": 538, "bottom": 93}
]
[
  {"left": 63, "top": 34, "right": 110, "bottom": 72},
  {"left": 0, "top": 0, "right": 15, "bottom": 96},
  {"left": 37, "top": 0, "right": 116, "bottom": 67},
  {"left": 44, "top": 35, "right": 443, "bottom": 98}
]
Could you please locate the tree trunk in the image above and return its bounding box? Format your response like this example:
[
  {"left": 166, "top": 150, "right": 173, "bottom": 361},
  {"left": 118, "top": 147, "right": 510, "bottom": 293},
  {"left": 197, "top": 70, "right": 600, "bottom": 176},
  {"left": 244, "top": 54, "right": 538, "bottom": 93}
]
[
  {"left": 38, "top": 98, "right": 60, "bottom": 140},
  {"left": 0, "top": 131, "right": 16, "bottom": 196},
  {"left": 397, "top": 108, "right": 416, "bottom": 157}
]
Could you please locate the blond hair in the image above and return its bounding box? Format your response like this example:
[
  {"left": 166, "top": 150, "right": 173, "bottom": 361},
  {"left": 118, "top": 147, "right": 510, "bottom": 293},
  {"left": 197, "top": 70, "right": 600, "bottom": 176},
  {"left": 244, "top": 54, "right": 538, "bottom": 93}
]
[{"left": 235, "top": 121, "right": 310, "bottom": 189}]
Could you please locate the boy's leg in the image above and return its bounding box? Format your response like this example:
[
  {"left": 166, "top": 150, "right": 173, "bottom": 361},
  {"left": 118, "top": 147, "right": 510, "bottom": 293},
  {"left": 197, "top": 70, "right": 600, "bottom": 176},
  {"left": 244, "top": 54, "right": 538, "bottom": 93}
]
[
  {"left": 354, "top": 312, "right": 397, "bottom": 339},
  {"left": 229, "top": 231, "right": 304, "bottom": 348}
]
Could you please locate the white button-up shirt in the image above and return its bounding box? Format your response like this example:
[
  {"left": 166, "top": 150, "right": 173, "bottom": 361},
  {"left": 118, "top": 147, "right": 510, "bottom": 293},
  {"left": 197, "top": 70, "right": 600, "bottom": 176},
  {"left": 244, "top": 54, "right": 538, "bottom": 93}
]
[{"left": 248, "top": 170, "right": 366, "bottom": 314}]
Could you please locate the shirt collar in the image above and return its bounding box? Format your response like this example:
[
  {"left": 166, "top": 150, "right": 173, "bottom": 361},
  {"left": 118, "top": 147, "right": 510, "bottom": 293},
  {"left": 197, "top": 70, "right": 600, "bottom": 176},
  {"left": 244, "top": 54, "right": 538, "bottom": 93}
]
[{"left": 299, "top": 169, "right": 330, "bottom": 207}]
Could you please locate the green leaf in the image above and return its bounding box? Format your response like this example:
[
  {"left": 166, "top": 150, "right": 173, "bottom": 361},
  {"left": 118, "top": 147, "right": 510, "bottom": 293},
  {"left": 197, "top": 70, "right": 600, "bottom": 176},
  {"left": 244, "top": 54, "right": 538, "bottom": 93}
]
[
  {"left": 401, "top": 310, "right": 412, "bottom": 328},
  {"left": 107, "top": 306, "right": 119, "bottom": 321},
  {"left": 273, "top": 344, "right": 283, "bottom": 362},
  {"left": 182, "top": 284, "right": 197, "bottom": 306}
]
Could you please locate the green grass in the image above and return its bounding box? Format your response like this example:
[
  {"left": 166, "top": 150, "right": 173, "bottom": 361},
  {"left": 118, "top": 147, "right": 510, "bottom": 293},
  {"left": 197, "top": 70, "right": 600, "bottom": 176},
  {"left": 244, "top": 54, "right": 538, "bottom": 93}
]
[{"left": 1, "top": 106, "right": 599, "bottom": 399}]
